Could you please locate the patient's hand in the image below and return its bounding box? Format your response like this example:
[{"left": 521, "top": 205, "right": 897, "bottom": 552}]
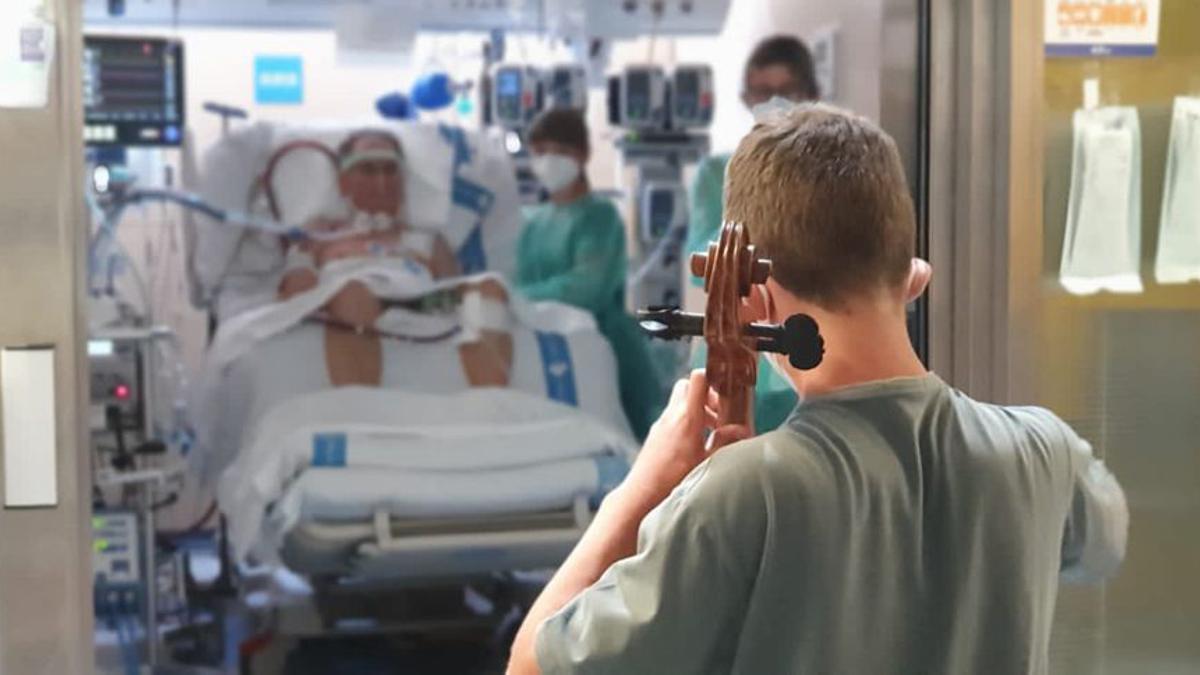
[{"left": 278, "top": 267, "right": 318, "bottom": 299}]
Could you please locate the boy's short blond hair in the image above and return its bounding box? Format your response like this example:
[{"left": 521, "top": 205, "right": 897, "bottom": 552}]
[{"left": 725, "top": 103, "right": 915, "bottom": 308}]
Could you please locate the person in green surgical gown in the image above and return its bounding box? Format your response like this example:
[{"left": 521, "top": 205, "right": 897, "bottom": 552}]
[
  {"left": 516, "top": 109, "right": 666, "bottom": 439},
  {"left": 687, "top": 34, "right": 821, "bottom": 433}
]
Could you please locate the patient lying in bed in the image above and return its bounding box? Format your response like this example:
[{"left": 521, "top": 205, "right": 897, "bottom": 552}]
[{"left": 275, "top": 129, "right": 512, "bottom": 387}]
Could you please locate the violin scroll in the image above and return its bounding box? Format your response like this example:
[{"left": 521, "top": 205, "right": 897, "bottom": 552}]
[{"left": 637, "top": 222, "right": 825, "bottom": 427}]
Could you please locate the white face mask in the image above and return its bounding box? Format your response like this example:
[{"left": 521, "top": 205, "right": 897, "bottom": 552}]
[
  {"left": 531, "top": 153, "right": 581, "bottom": 195},
  {"left": 750, "top": 95, "right": 802, "bottom": 124}
]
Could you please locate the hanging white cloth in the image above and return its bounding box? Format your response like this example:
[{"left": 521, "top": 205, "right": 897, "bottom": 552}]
[
  {"left": 1060, "top": 106, "right": 1144, "bottom": 295},
  {"left": 1155, "top": 97, "right": 1200, "bottom": 284}
]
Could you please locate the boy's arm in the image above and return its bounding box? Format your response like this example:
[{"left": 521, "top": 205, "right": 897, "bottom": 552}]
[
  {"left": 505, "top": 484, "right": 656, "bottom": 675},
  {"left": 1060, "top": 434, "right": 1129, "bottom": 583},
  {"left": 507, "top": 372, "right": 752, "bottom": 675}
]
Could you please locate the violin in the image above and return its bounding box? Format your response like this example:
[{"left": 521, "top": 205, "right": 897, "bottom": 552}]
[{"left": 638, "top": 222, "right": 824, "bottom": 426}]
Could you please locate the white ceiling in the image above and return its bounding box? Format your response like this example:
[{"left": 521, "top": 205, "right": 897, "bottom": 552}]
[{"left": 82, "top": 0, "right": 732, "bottom": 37}]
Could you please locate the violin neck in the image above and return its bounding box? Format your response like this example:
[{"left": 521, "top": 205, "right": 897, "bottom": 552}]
[{"left": 720, "top": 389, "right": 753, "bottom": 428}]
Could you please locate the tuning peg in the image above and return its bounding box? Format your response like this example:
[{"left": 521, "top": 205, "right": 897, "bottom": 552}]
[
  {"left": 749, "top": 314, "right": 824, "bottom": 370},
  {"left": 781, "top": 314, "right": 824, "bottom": 370},
  {"left": 637, "top": 306, "right": 704, "bottom": 341}
]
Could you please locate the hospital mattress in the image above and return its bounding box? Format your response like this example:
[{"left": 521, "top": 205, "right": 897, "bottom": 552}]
[
  {"left": 245, "top": 457, "right": 626, "bottom": 563},
  {"left": 279, "top": 507, "right": 585, "bottom": 580},
  {"left": 217, "top": 385, "right": 637, "bottom": 566}
]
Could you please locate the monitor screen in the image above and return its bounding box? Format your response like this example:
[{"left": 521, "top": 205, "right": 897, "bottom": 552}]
[
  {"left": 674, "top": 70, "right": 700, "bottom": 119},
  {"left": 626, "top": 71, "right": 650, "bottom": 122},
  {"left": 495, "top": 69, "right": 523, "bottom": 122},
  {"left": 83, "top": 35, "right": 185, "bottom": 147}
]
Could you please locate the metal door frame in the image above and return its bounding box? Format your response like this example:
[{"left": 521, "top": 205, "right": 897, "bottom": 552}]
[
  {"left": 920, "top": 0, "right": 1040, "bottom": 403},
  {"left": 0, "top": 0, "right": 94, "bottom": 670}
]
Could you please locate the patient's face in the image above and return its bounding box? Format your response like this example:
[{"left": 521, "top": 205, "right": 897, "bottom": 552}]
[{"left": 339, "top": 135, "right": 405, "bottom": 216}]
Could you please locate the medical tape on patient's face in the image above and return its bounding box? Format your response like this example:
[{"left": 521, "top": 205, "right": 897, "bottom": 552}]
[
  {"left": 457, "top": 289, "right": 511, "bottom": 343},
  {"left": 340, "top": 148, "right": 403, "bottom": 173}
]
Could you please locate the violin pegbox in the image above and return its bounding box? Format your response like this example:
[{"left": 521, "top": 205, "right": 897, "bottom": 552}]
[{"left": 637, "top": 221, "right": 824, "bottom": 426}]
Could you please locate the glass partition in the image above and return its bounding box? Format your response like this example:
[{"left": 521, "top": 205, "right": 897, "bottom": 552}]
[{"left": 1037, "top": 2, "right": 1200, "bottom": 671}]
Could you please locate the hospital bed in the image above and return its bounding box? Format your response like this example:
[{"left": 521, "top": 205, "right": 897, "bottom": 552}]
[{"left": 185, "top": 120, "right": 637, "bottom": 588}]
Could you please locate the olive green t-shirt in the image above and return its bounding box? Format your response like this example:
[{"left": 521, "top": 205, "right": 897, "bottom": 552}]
[{"left": 537, "top": 374, "right": 1127, "bottom": 674}]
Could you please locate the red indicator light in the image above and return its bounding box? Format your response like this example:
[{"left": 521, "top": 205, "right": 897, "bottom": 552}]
[{"left": 113, "top": 384, "right": 130, "bottom": 400}]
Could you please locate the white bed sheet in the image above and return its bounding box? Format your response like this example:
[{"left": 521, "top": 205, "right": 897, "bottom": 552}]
[
  {"left": 219, "top": 387, "right": 636, "bottom": 561},
  {"left": 192, "top": 305, "right": 632, "bottom": 487}
]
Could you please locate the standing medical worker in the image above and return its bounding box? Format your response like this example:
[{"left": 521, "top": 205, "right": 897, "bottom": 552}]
[
  {"left": 688, "top": 34, "right": 821, "bottom": 434},
  {"left": 508, "top": 103, "right": 1128, "bottom": 675},
  {"left": 516, "top": 109, "right": 665, "bottom": 439}
]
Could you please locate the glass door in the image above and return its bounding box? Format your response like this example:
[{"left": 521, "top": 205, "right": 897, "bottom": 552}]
[{"left": 1018, "top": 1, "right": 1200, "bottom": 671}]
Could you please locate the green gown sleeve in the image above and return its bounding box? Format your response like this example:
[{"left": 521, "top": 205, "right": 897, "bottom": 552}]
[
  {"left": 518, "top": 201, "right": 626, "bottom": 315},
  {"left": 686, "top": 154, "right": 728, "bottom": 258},
  {"left": 686, "top": 155, "right": 729, "bottom": 289},
  {"left": 515, "top": 207, "right": 540, "bottom": 287}
]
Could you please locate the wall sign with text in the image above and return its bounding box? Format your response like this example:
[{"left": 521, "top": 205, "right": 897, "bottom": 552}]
[
  {"left": 254, "top": 55, "right": 304, "bottom": 105},
  {"left": 1046, "top": 0, "right": 1161, "bottom": 57}
]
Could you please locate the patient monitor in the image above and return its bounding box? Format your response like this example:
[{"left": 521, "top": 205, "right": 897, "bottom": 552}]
[
  {"left": 608, "top": 64, "right": 711, "bottom": 325},
  {"left": 491, "top": 64, "right": 543, "bottom": 130},
  {"left": 545, "top": 64, "right": 588, "bottom": 112},
  {"left": 671, "top": 65, "right": 715, "bottom": 130},
  {"left": 608, "top": 66, "right": 668, "bottom": 131},
  {"left": 84, "top": 35, "right": 185, "bottom": 147},
  {"left": 607, "top": 64, "right": 713, "bottom": 133}
]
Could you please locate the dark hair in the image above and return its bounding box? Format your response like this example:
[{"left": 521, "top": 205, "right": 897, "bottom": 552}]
[
  {"left": 527, "top": 109, "right": 590, "bottom": 156},
  {"left": 337, "top": 129, "right": 404, "bottom": 161},
  {"left": 745, "top": 35, "right": 820, "bottom": 101},
  {"left": 726, "top": 103, "right": 914, "bottom": 309}
]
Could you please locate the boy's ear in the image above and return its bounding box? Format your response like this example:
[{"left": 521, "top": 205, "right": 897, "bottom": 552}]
[
  {"left": 905, "top": 258, "right": 933, "bottom": 303},
  {"left": 744, "top": 283, "right": 770, "bottom": 324}
]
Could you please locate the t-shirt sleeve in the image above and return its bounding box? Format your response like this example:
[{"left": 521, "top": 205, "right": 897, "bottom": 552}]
[
  {"left": 535, "top": 449, "right": 767, "bottom": 675},
  {"left": 1057, "top": 422, "right": 1129, "bottom": 583}
]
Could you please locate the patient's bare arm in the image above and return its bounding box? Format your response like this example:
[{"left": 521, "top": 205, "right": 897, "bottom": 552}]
[
  {"left": 278, "top": 268, "right": 318, "bottom": 299},
  {"left": 434, "top": 234, "right": 512, "bottom": 387},
  {"left": 428, "top": 234, "right": 461, "bottom": 279},
  {"left": 278, "top": 239, "right": 320, "bottom": 300}
]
